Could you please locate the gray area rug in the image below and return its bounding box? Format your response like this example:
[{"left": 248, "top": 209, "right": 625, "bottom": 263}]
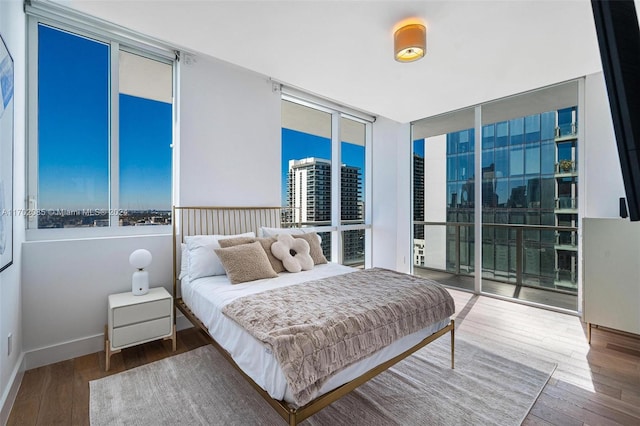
[{"left": 90, "top": 335, "right": 555, "bottom": 425}]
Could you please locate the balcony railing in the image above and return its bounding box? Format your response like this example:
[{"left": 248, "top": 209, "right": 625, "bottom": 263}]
[
  {"left": 414, "top": 221, "right": 578, "bottom": 293},
  {"left": 555, "top": 197, "right": 577, "bottom": 210},
  {"left": 555, "top": 123, "right": 577, "bottom": 139},
  {"left": 555, "top": 160, "right": 577, "bottom": 174},
  {"left": 555, "top": 230, "right": 577, "bottom": 247}
]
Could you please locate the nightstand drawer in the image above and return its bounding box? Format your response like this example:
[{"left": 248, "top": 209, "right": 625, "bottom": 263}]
[
  {"left": 113, "top": 298, "right": 171, "bottom": 327},
  {"left": 112, "top": 316, "right": 172, "bottom": 348}
]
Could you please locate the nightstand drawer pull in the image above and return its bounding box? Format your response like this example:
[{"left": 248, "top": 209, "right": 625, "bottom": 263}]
[
  {"left": 113, "top": 299, "right": 171, "bottom": 327},
  {"left": 112, "top": 317, "right": 172, "bottom": 348}
]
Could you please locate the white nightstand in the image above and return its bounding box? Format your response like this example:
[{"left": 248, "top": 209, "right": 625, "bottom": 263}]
[{"left": 105, "top": 286, "right": 176, "bottom": 371}]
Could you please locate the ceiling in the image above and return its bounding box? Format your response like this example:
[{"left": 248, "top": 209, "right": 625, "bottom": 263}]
[{"left": 58, "top": 0, "right": 603, "bottom": 123}]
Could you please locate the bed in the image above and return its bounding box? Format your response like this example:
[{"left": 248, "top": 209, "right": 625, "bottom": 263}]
[{"left": 172, "top": 206, "right": 455, "bottom": 425}]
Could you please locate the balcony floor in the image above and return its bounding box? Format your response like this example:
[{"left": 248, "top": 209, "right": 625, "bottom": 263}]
[{"left": 414, "top": 267, "right": 578, "bottom": 311}]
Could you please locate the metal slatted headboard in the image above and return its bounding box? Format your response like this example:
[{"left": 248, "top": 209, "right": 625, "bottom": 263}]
[{"left": 172, "top": 206, "right": 284, "bottom": 299}]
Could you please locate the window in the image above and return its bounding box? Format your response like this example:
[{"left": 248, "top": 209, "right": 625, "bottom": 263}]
[
  {"left": 281, "top": 96, "right": 371, "bottom": 266},
  {"left": 28, "top": 21, "right": 174, "bottom": 232},
  {"left": 37, "top": 25, "right": 110, "bottom": 227},
  {"left": 412, "top": 80, "right": 581, "bottom": 312}
]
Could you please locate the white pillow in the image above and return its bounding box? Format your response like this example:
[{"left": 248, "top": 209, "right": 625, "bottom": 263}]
[
  {"left": 185, "top": 232, "right": 256, "bottom": 280},
  {"left": 259, "top": 226, "right": 322, "bottom": 244},
  {"left": 178, "top": 243, "right": 189, "bottom": 280}
]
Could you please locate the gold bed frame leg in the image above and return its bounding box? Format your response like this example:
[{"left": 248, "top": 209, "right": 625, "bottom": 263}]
[
  {"left": 289, "top": 408, "right": 297, "bottom": 426},
  {"left": 451, "top": 318, "right": 455, "bottom": 369}
]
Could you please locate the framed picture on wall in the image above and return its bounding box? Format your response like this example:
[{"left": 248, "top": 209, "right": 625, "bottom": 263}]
[{"left": 0, "top": 32, "right": 14, "bottom": 273}]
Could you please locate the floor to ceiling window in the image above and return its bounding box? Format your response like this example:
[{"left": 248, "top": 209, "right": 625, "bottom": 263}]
[
  {"left": 281, "top": 96, "right": 371, "bottom": 267},
  {"left": 412, "top": 81, "right": 580, "bottom": 311},
  {"left": 412, "top": 107, "right": 475, "bottom": 289}
]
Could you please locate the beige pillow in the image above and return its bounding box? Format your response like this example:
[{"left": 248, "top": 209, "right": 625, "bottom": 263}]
[
  {"left": 214, "top": 241, "right": 278, "bottom": 284},
  {"left": 218, "top": 236, "right": 285, "bottom": 273},
  {"left": 293, "top": 232, "right": 328, "bottom": 265}
]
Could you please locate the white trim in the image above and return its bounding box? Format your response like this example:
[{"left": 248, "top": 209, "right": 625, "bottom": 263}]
[
  {"left": 0, "top": 353, "right": 26, "bottom": 426},
  {"left": 364, "top": 121, "right": 373, "bottom": 268},
  {"left": 26, "top": 225, "right": 171, "bottom": 242},
  {"left": 577, "top": 77, "right": 586, "bottom": 315},
  {"left": 23, "top": 314, "right": 194, "bottom": 370},
  {"left": 25, "top": 333, "right": 105, "bottom": 370},
  {"left": 24, "top": 0, "right": 175, "bottom": 60},
  {"left": 331, "top": 112, "right": 342, "bottom": 264},
  {"left": 110, "top": 40, "right": 121, "bottom": 226},
  {"left": 281, "top": 88, "right": 375, "bottom": 123},
  {"left": 26, "top": 17, "right": 39, "bottom": 229}
]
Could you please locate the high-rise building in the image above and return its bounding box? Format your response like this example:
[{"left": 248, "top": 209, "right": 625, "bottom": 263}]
[
  {"left": 287, "top": 157, "right": 363, "bottom": 263},
  {"left": 444, "top": 107, "right": 579, "bottom": 292},
  {"left": 288, "top": 158, "right": 332, "bottom": 224},
  {"left": 413, "top": 153, "right": 426, "bottom": 267},
  {"left": 413, "top": 154, "right": 425, "bottom": 240}
]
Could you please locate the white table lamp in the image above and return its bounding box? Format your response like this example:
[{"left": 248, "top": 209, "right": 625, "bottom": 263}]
[{"left": 129, "top": 249, "right": 152, "bottom": 295}]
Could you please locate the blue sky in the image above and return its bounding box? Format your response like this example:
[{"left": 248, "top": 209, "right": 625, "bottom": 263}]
[
  {"left": 413, "top": 140, "right": 425, "bottom": 158},
  {"left": 38, "top": 24, "right": 171, "bottom": 211}
]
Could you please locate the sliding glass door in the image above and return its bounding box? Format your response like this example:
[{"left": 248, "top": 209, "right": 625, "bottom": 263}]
[
  {"left": 412, "top": 81, "right": 580, "bottom": 311},
  {"left": 412, "top": 107, "right": 476, "bottom": 291}
]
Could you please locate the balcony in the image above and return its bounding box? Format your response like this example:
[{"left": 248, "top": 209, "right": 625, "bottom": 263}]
[
  {"left": 555, "top": 123, "right": 577, "bottom": 140},
  {"left": 554, "top": 160, "right": 577, "bottom": 176},
  {"left": 554, "top": 196, "right": 577, "bottom": 212},
  {"left": 413, "top": 221, "right": 579, "bottom": 311},
  {"left": 555, "top": 230, "right": 578, "bottom": 251}
]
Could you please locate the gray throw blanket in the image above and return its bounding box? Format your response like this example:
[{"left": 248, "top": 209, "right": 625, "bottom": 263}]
[{"left": 222, "top": 268, "right": 455, "bottom": 406}]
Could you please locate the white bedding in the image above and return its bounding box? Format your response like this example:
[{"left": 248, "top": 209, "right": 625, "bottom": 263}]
[{"left": 181, "top": 263, "right": 450, "bottom": 404}]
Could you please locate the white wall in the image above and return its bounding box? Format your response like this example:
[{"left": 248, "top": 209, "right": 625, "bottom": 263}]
[
  {"left": 396, "top": 124, "right": 412, "bottom": 273},
  {"left": 22, "top": 235, "right": 172, "bottom": 368},
  {"left": 370, "top": 117, "right": 401, "bottom": 270},
  {"left": 178, "top": 54, "right": 281, "bottom": 207},
  {"left": 423, "top": 135, "right": 447, "bottom": 270},
  {"left": 0, "top": 0, "right": 26, "bottom": 422},
  {"left": 583, "top": 72, "right": 625, "bottom": 218}
]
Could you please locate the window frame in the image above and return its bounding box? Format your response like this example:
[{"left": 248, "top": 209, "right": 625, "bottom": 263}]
[
  {"left": 280, "top": 91, "right": 373, "bottom": 267},
  {"left": 26, "top": 12, "right": 177, "bottom": 240}
]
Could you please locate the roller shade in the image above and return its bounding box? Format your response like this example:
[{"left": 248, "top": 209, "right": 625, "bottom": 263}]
[
  {"left": 119, "top": 50, "right": 173, "bottom": 104},
  {"left": 282, "top": 99, "right": 365, "bottom": 146},
  {"left": 482, "top": 80, "right": 578, "bottom": 124},
  {"left": 412, "top": 80, "right": 579, "bottom": 139},
  {"left": 412, "top": 107, "right": 475, "bottom": 140}
]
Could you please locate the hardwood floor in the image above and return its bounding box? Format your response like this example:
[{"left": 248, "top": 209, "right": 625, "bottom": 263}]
[
  {"left": 8, "top": 290, "right": 640, "bottom": 425},
  {"left": 7, "top": 327, "right": 211, "bottom": 426}
]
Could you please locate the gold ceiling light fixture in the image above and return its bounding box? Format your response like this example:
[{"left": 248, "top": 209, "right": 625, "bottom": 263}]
[{"left": 394, "top": 23, "right": 426, "bottom": 62}]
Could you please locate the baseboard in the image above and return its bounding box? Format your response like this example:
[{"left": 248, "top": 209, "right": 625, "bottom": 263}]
[
  {"left": 0, "top": 352, "right": 26, "bottom": 425},
  {"left": 25, "top": 313, "right": 195, "bottom": 370},
  {"left": 25, "top": 333, "right": 105, "bottom": 370}
]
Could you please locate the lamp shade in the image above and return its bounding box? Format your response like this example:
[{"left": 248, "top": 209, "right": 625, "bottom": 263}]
[
  {"left": 394, "top": 24, "right": 426, "bottom": 62},
  {"left": 129, "top": 249, "right": 152, "bottom": 270}
]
